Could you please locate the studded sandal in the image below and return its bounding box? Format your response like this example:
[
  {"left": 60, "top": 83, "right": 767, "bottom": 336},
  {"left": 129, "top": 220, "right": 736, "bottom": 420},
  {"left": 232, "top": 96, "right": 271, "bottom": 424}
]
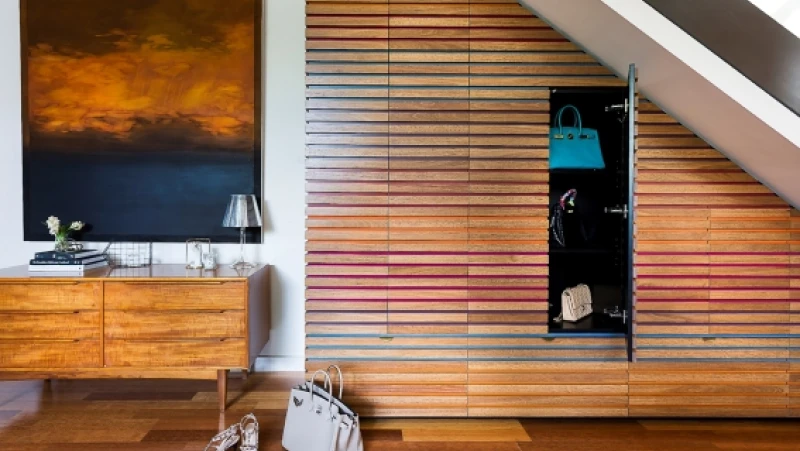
[
  {"left": 239, "top": 413, "right": 259, "bottom": 451},
  {"left": 203, "top": 423, "right": 239, "bottom": 451}
]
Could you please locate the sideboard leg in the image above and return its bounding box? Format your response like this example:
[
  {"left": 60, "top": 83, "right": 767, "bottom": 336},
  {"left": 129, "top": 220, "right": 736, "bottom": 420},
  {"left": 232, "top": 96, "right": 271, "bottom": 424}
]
[{"left": 217, "top": 369, "right": 229, "bottom": 412}]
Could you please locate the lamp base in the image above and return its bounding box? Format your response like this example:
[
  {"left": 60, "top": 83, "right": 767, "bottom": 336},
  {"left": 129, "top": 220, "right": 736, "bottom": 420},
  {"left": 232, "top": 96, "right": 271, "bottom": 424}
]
[
  {"left": 229, "top": 259, "right": 256, "bottom": 269},
  {"left": 230, "top": 226, "right": 256, "bottom": 269}
]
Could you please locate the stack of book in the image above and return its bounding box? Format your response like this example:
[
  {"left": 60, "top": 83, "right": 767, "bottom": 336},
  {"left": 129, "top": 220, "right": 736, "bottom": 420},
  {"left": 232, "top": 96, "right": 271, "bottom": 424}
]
[{"left": 29, "top": 249, "right": 109, "bottom": 274}]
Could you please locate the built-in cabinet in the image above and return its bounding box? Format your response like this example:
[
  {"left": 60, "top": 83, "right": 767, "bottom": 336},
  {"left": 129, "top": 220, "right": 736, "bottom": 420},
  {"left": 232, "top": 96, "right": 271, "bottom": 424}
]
[
  {"left": 547, "top": 66, "right": 637, "bottom": 362},
  {"left": 305, "top": 0, "right": 800, "bottom": 417},
  {"left": 548, "top": 88, "right": 630, "bottom": 334}
]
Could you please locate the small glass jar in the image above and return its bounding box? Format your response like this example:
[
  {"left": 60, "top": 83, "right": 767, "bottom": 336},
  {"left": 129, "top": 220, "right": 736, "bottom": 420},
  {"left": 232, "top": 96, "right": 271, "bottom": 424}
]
[
  {"left": 186, "top": 239, "right": 210, "bottom": 269},
  {"left": 202, "top": 252, "right": 217, "bottom": 270}
]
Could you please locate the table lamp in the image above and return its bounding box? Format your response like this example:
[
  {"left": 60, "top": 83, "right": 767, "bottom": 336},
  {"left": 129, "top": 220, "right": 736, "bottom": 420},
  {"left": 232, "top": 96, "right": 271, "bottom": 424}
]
[{"left": 222, "top": 194, "right": 263, "bottom": 268}]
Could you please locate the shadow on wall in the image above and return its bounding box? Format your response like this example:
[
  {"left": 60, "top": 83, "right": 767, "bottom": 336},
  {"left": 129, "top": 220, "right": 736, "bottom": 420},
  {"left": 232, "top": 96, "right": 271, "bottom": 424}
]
[
  {"left": 261, "top": 201, "right": 274, "bottom": 234},
  {"left": 259, "top": 262, "right": 285, "bottom": 358}
]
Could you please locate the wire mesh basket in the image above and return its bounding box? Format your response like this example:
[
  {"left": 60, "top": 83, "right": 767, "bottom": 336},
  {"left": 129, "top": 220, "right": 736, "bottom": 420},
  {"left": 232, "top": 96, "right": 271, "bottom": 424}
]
[{"left": 105, "top": 242, "right": 152, "bottom": 268}]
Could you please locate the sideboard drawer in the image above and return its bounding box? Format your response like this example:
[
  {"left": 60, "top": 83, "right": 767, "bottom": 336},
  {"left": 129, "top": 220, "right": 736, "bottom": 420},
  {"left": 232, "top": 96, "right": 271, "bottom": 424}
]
[
  {"left": 105, "top": 282, "right": 246, "bottom": 310},
  {"left": 105, "top": 311, "right": 246, "bottom": 339},
  {"left": 0, "top": 340, "right": 101, "bottom": 368},
  {"left": 0, "top": 283, "right": 100, "bottom": 311},
  {"left": 105, "top": 339, "right": 246, "bottom": 368},
  {"left": 0, "top": 312, "right": 100, "bottom": 340}
]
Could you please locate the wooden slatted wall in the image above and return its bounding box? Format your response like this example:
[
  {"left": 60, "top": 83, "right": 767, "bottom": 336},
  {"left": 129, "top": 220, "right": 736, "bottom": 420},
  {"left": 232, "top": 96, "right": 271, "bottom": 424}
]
[
  {"left": 631, "top": 99, "right": 797, "bottom": 416},
  {"left": 306, "top": 0, "right": 799, "bottom": 417},
  {"left": 463, "top": 1, "right": 627, "bottom": 418},
  {"left": 307, "top": 0, "right": 466, "bottom": 417},
  {"left": 793, "top": 210, "right": 800, "bottom": 416},
  {"left": 306, "top": 0, "right": 627, "bottom": 417}
]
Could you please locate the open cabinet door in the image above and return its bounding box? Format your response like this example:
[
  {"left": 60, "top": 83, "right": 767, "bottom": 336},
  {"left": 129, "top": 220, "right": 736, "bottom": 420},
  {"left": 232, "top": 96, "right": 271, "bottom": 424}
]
[{"left": 626, "top": 64, "right": 636, "bottom": 361}]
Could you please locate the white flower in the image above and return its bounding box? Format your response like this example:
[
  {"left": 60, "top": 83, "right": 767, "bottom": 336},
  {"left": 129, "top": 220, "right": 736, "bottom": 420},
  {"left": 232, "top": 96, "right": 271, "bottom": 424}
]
[
  {"left": 69, "top": 221, "right": 84, "bottom": 231},
  {"left": 46, "top": 216, "right": 60, "bottom": 236}
]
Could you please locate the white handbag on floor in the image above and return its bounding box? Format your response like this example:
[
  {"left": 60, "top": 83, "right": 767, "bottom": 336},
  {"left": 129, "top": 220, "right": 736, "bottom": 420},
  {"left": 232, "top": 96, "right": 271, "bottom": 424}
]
[
  {"left": 556, "top": 283, "right": 593, "bottom": 322},
  {"left": 282, "top": 366, "right": 363, "bottom": 451}
]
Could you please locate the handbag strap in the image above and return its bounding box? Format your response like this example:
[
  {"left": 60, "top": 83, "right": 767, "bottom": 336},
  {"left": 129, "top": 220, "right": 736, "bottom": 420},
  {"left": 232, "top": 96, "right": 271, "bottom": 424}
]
[
  {"left": 326, "top": 364, "right": 344, "bottom": 400},
  {"left": 549, "top": 203, "right": 566, "bottom": 248},
  {"left": 555, "top": 104, "right": 583, "bottom": 136}
]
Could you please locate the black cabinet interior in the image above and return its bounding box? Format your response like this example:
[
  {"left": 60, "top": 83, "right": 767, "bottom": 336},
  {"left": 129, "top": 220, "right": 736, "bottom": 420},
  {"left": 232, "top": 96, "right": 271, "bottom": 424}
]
[{"left": 548, "top": 88, "right": 630, "bottom": 334}]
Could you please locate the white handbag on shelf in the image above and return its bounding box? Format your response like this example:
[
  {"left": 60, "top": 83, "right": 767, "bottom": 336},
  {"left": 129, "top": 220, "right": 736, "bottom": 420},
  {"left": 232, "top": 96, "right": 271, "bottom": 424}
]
[
  {"left": 282, "top": 366, "right": 363, "bottom": 451},
  {"left": 556, "top": 283, "right": 593, "bottom": 322}
]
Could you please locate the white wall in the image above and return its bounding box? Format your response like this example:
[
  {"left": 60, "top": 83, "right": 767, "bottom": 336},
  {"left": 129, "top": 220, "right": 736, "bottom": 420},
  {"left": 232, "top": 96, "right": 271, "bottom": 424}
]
[{"left": 0, "top": 0, "right": 307, "bottom": 371}]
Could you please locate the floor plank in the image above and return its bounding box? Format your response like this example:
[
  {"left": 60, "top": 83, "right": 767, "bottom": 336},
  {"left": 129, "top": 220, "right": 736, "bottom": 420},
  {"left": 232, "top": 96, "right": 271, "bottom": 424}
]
[{"left": 0, "top": 374, "right": 794, "bottom": 450}]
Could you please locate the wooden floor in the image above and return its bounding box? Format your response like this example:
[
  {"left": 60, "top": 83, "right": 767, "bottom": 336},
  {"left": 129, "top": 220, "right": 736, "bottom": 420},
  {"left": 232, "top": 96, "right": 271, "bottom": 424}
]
[{"left": 0, "top": 373, "right": 798, "bottom": 450}]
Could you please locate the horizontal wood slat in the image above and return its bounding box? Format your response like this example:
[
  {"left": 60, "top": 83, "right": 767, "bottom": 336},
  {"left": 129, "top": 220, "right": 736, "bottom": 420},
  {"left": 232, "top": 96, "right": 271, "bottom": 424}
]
[
  {"left": 791, "top": 362, "right": 800, "bottom": 417},
  {"left": 306, "top": 361, "right": 468, "bottom": 417},
  {"left": 468, "top": 362, "right": 629, "bottom": 417},
  {"left": 628, "top": 363, "right": 789, "bottom": 417}
]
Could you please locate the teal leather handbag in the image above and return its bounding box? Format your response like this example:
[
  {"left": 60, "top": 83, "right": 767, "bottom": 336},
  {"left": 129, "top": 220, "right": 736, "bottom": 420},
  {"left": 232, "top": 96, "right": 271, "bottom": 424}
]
[{"left": 549, "top": 105, "right": 605, "bottom": 170}]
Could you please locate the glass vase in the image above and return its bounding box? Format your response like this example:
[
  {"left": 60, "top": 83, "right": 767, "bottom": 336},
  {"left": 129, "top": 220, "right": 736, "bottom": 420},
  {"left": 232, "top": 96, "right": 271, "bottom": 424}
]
[{"left": 54, "top": 235, "right": 70, "bottom": 252}]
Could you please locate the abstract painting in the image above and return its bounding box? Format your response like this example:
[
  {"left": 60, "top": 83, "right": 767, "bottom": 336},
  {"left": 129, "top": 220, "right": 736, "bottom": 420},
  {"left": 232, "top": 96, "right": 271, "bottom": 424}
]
[{"left": 22, "top": 0, "right": 262, "bottom": 242}]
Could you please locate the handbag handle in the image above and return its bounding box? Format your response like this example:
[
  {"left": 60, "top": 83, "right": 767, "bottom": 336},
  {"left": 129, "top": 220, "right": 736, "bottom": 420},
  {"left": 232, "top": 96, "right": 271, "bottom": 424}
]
[
  {"left": 326, "top": 364, "right": 344, "bottom": 400},
  {"left": 307, "top": 370, "right": 335, "bottom": 413},
  {"left": 559, "top": 188, "right": 577, "bottom": 210},
  {"left": 555, "top": 104, "right": 583, "bottom": 136}
]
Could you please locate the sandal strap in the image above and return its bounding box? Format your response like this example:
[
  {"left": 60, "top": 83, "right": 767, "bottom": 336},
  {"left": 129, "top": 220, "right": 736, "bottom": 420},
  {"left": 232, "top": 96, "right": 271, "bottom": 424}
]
[{"left": 204, "top": 424, "right": 240, "bottom": 451}]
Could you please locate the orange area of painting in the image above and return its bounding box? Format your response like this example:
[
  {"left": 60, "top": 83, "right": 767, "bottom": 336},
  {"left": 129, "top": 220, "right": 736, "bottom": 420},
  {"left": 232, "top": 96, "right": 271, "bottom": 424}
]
[{"left": 27, "top": 23, "right": 255, "bottom": 140}]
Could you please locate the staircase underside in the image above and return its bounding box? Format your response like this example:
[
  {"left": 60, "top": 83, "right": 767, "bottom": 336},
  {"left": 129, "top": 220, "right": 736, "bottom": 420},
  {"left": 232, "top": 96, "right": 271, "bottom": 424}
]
[{"left": 519, "top": 0, "right": 800, "bottom": 208}]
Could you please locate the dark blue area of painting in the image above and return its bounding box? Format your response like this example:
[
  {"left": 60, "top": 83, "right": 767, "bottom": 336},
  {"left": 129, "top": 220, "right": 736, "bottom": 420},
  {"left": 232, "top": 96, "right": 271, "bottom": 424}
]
[{"left": 24, "top": 150, "right": 260, "bottom": 243}]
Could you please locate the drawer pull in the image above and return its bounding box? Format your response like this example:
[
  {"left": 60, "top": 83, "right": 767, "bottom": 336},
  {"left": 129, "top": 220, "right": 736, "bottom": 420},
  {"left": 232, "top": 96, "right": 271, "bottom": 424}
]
[
  {"left": 542, "top": 337, "right": 555, "bottom": 342},
  {"left": 379, "top": 336, "right": 393, "bottom": 342},
  {"left": 702, "top": 337, "right": 716, "bottom": 342},
  {"left": 121, "top": 282, "right": 226, "bottom": 286},
  {"left": 25, "top": 282, "right": 81, "bottom": 286}
]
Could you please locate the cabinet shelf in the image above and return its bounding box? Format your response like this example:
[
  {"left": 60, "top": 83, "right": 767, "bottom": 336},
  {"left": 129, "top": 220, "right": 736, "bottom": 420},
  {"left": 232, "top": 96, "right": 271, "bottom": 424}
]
[
  {"left": 549, "top": 248, "right": 615, "bottom": 255},
  {"left": 548, "top": 312, "right": 626, "bottom": 334},
  {"left": 550, "top": 169, "right": 623, "bottom": 176},
  {"left": 550, "top": 168, "right": 607, "bottom": 175}
]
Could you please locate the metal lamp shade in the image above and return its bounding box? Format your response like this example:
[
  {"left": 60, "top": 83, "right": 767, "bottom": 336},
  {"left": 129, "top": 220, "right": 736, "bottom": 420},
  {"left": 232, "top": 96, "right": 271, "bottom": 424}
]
[{"left": 222, "top": 195, "right": 263, "bottom": 228}]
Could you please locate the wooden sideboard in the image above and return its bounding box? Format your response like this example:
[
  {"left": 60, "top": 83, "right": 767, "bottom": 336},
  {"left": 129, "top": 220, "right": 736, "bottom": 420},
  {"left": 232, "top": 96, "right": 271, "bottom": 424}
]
[{"left": 0, "top": 263, "right": 270, "bottom": 411}]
